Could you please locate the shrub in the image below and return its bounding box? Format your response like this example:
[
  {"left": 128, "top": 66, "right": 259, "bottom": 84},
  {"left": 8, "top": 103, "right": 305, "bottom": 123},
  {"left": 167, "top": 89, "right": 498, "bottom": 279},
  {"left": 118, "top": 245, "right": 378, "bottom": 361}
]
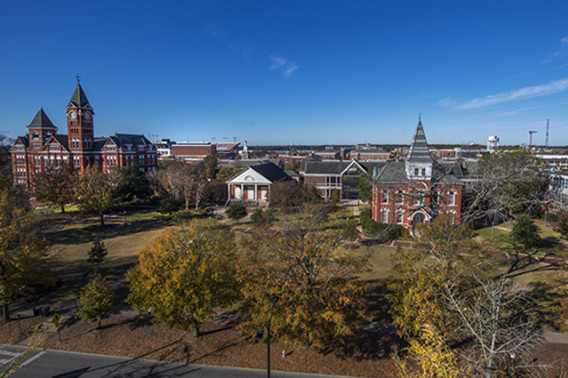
[
  {"left": 172, "top": 210, "right": 200, "bottom": 224},
  {"left": 251, "top": 208, "right": 274, "bottom": 227},
  {"left": 227, "top": 202, "right": 247, "bottom": 220},
  {"left": 158, "top": 196, "right": 179, "bottom": 216},
  {"left": 360, "top": 209, "right": 403, "bottom": 241},
  {"left": 556, "top": 212, "right": 568, "bottom": 238}
]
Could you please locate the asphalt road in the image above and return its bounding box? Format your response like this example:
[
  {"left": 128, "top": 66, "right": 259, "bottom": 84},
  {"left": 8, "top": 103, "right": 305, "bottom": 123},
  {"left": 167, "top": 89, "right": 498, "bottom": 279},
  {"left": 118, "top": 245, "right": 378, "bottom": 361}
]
[{"left": 2, "top": 346, "right": 347, "bottom": 378}]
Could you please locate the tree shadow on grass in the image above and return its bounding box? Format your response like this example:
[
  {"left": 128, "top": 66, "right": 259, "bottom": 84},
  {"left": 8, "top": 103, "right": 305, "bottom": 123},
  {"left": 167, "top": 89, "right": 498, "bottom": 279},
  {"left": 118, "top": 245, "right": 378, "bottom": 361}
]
[
  {"left": 317, "top": 279, "right": 404, "bottom": 361},
  {"left": 43, "top": 219, "right": 169, "bottom": 246},
  {"left": 320, "top": 323, "right": 404, "bottom": 361},
  {"left": 365, "top": 279, "right": 394, "bottom": 324}
]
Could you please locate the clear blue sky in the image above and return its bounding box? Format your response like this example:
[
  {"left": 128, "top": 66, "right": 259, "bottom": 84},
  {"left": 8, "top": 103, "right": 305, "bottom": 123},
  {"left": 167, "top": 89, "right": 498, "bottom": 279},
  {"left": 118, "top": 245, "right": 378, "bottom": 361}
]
[{"left": 1, "top": 0, "right": 568, "bottom": 146}]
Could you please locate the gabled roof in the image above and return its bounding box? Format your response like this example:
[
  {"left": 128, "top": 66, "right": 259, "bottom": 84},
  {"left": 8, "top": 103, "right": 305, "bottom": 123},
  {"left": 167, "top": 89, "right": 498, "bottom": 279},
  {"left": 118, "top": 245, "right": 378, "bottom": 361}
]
[
  {"left": 93, "top": 138, "right": 108, "bottom": 152},
  {"left": 68, "top": 83, "right": 91, "bottom": 108},
  {"left": 27, "top": 108, "right": 57, "bottom": 130},
  {"left": 12, "top": 136, "right": 29, "bottom": 148},
  {"left": 42, "top": 134, "right": 70, "bottom": 152},
  {"left": 375, "top": 161, "right": 409, "bottom": 184},
  {"left": 300, "top": 159, "right": 387, "bottom": 175},
  {"left": 250, "top": 162, "right": 289, "bottom": 182},
  {"left": 407, "top": 120, "right": 433, "bottom": 163}
]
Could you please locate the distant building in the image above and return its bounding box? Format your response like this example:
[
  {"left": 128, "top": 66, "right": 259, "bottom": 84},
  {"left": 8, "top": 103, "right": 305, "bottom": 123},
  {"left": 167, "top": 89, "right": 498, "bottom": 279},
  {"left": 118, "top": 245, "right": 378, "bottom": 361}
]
[
  {"left": 170, "top": 142, "right": 215, "bottom": 163},
  {"left": 548, "top": 172, "right": 568, "bottom": 205},
  {"left": 226, "top": 162, "right": 290, "bottom": 203},
  {"left": 371, "top": 121, "right": 465, "bottom": 229},
  {"left": 536, "top": 154, "right": 568, "bottom": 171},
  {"left": 214, "top": 142, "right": 240, "bottom": 159},
  {"left": 349, "top": 149, "right": 391, "bottom": 160},
  {"left": 300, "top": 158, "right": 386, "bottom": 200},
  {"left": 152, "top": 139, "right": 174, "bottom": 158},
  {"left": 10, "top": 81, "right": 157, "bottom": 189}
]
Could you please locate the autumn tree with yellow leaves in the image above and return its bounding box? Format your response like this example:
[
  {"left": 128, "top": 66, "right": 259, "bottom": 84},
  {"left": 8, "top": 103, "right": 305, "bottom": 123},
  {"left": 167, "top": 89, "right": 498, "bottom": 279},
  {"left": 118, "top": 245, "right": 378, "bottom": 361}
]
[
  {"left": 239, "top": 204, "right": 368, "bottom": 347},
  {"left": 0, "top": 181, "right": 48, "bottom": 323},
  {"left": 127, "top": 219, "right": 241, "bottom": 337},
  {"left": 389, "top": 217, "right": 543, "bottom": 377}
]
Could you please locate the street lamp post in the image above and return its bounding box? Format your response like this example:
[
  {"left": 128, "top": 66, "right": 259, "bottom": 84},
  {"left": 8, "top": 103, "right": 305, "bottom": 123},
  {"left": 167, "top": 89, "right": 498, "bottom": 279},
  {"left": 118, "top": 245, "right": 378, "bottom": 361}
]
[{"left": 256, "top": 296, "right": 278, "bottom": 378}]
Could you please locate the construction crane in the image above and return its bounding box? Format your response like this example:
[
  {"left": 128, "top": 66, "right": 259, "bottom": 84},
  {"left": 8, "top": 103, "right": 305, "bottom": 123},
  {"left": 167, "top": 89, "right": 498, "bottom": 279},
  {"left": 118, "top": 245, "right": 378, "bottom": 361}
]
[{"left": 529, "top": 130, "right": 538, "bottom": 149}]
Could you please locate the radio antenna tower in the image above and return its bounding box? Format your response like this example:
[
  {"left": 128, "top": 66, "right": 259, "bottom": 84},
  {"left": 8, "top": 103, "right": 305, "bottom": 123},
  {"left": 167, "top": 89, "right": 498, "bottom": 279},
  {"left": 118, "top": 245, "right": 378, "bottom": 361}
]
[{"left": 545, "top": 119, "right": 549, "bottom": 147}]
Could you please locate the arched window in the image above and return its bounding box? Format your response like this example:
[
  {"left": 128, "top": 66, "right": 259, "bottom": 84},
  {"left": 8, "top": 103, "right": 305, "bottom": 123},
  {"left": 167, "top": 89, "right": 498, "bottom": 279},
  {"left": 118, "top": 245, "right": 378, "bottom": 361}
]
[{"left": 448, "top": 190, "right": 456, "bottom": 206}]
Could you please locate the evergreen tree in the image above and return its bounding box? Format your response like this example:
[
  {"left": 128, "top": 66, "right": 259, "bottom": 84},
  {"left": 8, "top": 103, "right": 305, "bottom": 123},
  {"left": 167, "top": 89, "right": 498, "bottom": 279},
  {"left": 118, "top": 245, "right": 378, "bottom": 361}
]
[{"left": 87, "top": 237, "right": 108, "bottom": 275}]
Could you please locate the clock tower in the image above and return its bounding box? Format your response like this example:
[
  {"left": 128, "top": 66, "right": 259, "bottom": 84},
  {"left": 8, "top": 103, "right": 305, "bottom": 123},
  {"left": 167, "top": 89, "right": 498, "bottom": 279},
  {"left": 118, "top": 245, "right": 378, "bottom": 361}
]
[{"left": 66, "top": 79, "right": 94, "bottom": 153}]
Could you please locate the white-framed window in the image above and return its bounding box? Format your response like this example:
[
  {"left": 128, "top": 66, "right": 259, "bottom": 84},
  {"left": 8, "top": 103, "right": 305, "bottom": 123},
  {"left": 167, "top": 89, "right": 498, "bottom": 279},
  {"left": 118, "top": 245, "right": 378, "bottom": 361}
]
[
  {"left": 448, "top": 190, "right": 456, "bottom": 206},
  {"left": 396, "top": 191, "right": 404, "bottom": 204},
  {"left": 382, "top": 189, "right": 389, "bottom": 203},
  {"left": 381, "top": 210, "right": 389, "bottom": 223},
  {"left": 396, "top": 209, "right": 404, "bottom": 224}
]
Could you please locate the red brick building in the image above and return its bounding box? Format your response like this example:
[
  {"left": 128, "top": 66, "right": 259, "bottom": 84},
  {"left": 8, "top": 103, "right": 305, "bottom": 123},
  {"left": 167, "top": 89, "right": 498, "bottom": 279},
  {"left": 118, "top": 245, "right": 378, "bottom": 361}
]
[
  {"left": 11, "top": 82, "right": 157, "bottom": 188},
  {"left": 371, "top": 120, "right": 464, "bottom": 228}
]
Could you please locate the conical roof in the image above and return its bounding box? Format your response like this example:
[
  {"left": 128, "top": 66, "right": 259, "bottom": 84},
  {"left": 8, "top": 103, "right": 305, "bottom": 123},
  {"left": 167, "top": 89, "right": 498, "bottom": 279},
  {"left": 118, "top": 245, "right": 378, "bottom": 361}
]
[
  {"left": 27, "top": 107, "right": 56, "bottom": 129},
  {"left": 406, "top": 120, "right": 432, "bottom": 163},
  {"left": 68, "top": 83, "right": 90, "bottom": 108}
]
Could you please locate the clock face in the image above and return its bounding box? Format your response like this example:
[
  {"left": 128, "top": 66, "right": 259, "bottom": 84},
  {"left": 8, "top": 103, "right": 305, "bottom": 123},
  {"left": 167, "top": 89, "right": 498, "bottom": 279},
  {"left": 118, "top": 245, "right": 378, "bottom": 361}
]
[
  {"left": 84, "top": 111, "right": 92, "bottom": 121},
  {"left": 69, "top": 111, "right": 77, "bottom": 120}
]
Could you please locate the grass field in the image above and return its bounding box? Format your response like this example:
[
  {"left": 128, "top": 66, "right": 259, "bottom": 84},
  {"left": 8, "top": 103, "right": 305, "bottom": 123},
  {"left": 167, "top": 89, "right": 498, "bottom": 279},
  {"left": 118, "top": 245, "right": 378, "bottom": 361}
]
[{"left": 39, "top": 210, "right": 173, "bottom": 301}]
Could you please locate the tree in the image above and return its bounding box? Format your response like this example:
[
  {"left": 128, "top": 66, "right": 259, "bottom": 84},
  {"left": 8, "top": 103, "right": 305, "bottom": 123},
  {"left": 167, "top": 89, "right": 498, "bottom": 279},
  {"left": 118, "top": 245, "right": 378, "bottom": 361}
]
[
  {"left": 0, "top": 135, "right": 12, "bottom": 179},
  {"left": 389, "top": 217, "right": 543, "bottom": 377},
  {"left": 77, "top": 275, "right": 114, "bottom": 328},
  {"left": 461, "top": 150, "right": 545, "bottom": 225},
  {"left": 216, "top": 165, "right": 243, "bottom": 183},
  {"left": 202, "top": 152, "right": 218, "bottom": 180},
  {"left": 113, "top": 165, "right": 151, "bottom": 201},
  {"left": 87, "top": 237, "right": 108, "bottom": 275},
  {"left": 226, "top": 202, "right": 247, "bottom": 220},
  {"left": 126, "top": 219, "right": 241, "bottom": 337},
  {"left": 340, "top": 218, "right": 360, "bottom": 241},
  {"left": 269, "top": 181, "right": 321, "bottom": 213},
  {"left": 74, "top": 166, "right": 119, "bottom": 226},
  {"left": 240, "top": 204, "right": 368, "bottom": 346},
  {"left": 556, "top": 212, "right": 568, "bottom": 241},
  {"left": 510, "top": 215, "right": 540, "bottom": 249},
  {"left": 358, "top": 173, "right": 372, "bottom": 203},
  {"left": 0, "top": 184, "right": 48, "bottom": 322},
  {"left": 34, "top": 162, "right": 77, "bottom": 213},
  {"left": 148, "top": 160, "right": 206, "bottom": 210}
]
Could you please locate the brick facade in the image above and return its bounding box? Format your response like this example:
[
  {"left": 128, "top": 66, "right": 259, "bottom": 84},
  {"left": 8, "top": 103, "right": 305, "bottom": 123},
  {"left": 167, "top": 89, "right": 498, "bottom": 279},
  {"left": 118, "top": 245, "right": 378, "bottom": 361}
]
[{"left": 11, "top": 82, "right": 157, "bottom": 189}]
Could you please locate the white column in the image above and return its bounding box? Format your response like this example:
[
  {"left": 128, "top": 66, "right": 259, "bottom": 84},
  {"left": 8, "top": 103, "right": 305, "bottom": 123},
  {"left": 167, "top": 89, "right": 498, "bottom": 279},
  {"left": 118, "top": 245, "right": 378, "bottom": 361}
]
[
  {"left": 254, "top": 184, "right": 258, "bottom": 200},
  {"left": 227, "top": 184, "right": 231, "bottom": 200}
]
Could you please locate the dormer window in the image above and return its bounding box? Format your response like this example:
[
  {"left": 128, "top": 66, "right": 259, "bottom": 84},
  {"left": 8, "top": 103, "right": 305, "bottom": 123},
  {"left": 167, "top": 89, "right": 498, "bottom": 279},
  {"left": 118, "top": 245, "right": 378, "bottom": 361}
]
[
  {"left": 421, "top": 168, "right": 426, "bottom": 176},
  {"left": 414, "top": 168, "right": 419, "bottom": 176}
]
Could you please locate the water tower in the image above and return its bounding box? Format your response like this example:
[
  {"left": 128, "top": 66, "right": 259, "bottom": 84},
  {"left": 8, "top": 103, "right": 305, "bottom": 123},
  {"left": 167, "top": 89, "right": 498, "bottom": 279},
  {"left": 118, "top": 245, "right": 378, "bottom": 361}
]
[{"left": 487, "top": 135, "right": 499, "bottom": 152}]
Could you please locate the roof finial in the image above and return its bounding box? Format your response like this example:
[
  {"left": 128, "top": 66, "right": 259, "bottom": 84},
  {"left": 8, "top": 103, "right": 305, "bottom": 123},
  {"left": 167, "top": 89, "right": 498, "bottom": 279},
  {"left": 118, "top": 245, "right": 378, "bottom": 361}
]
[
  {"left": 419, "top": 112, "right": 422, "bottom": 122},
  {"left": 76, "top": 75, "right": 81, "bottom": 84}
]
